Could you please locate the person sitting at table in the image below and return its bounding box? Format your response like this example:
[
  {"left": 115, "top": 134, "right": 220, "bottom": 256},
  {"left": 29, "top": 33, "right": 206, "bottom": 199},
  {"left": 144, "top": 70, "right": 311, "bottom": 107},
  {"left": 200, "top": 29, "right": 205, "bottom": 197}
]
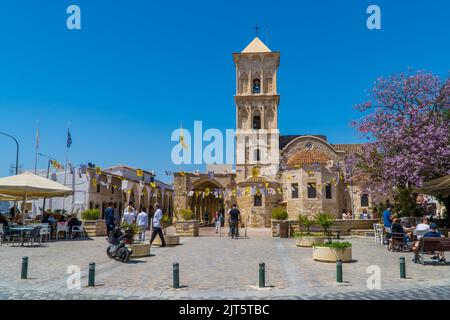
[
  {"left": 67, "top": 215, "right": 81, "bottom": 239},
  {"left": 391, "top": 218, "right": 412, "bottom": 244},
  {"left": 359, "top": 209, "right": 370, "bottom": 220},
  {"left": 12, "top": 214, "right": 23, "bottom": 225},
  {"left": 412, "top": 223, "right": 446, "bottom": 262},
  {"left": 414, "top": 217, "right": 430, "bottom": 240},
  {"left": 0, "top": 214, "right": 9, "bottom": 227}
]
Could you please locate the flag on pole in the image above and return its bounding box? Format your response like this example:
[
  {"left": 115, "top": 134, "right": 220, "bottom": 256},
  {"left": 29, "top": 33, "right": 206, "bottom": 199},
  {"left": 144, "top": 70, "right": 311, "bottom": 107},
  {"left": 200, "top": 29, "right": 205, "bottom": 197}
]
[{"left": 67, "top": 129, "right": 72, "bottom": 148}]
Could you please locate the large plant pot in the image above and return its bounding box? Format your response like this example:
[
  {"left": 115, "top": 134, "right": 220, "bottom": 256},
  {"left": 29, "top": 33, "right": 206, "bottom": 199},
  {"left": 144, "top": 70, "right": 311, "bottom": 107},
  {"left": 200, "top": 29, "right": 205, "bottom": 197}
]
[
  {"left": 174, "top": 220, "right": 199, "bottom": 237},
  {"left": 83, "top": 220, "right": 107, "bottom": 237},
  {"left": 131, "top": 243, "right": 151, "bottom": 258},
  {"left": 153, "top": 234, "right": 180, "bottom": 246},
  {"left": 297, "top": 236, "right": 324, "bottom": 247},
  {"left": 312, "top": 246, "right": 352, "bottom": 263}
]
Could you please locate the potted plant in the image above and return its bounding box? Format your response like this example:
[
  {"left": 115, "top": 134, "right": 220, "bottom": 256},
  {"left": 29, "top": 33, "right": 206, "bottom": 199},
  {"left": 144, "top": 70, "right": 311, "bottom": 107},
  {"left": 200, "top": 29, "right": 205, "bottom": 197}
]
[
  {"left": 313, "top": 241, "right": 353, "bottom": 263},
  {"left": 314, "top": 212, "right": 336, "bottom": 244},
  {"left": 295, "top": 213, "right": 324, "bottom": 247},
  {"left": 81, "top": 209, "right": 106, "bottom": 237},
  {"left": 271, "top": 207, "right": 289, "bottom": 238},
  {"left": 174, "top": 209, "right": 199, "bottom": 237},
  {"left": 121, "top": 222, "right": 151, "bottom": 257}
]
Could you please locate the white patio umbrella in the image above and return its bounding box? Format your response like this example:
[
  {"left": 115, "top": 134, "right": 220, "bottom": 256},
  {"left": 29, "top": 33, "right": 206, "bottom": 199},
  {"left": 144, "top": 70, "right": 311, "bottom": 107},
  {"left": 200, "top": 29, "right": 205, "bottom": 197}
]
[{"left": 0, "top": 172, "right": 72, "bottom": 222}]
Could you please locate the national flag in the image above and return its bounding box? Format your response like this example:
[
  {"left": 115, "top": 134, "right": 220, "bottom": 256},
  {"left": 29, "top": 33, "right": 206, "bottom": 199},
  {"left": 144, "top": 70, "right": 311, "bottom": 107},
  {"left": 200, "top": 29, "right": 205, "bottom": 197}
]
[
  {"left": 179, "top": 125, "right": 188, "bottom": 150},
  {"left": 67, "top": 129, "right": 72, "bottom": 148}
]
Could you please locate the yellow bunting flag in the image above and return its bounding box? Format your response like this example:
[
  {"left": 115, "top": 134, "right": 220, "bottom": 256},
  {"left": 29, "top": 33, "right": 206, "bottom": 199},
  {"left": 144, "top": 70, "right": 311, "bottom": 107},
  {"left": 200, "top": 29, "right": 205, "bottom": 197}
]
[
  {"left": 150, "top": 182, "right": 156, "bottom": 188},
  {"left": 136, "top": 169, "right": 144, "bottom": 177},
  {"left": 95, "top": 167, "right": 101, "bottom": 175},
  {"left": 245, "top": 187, "right": 250, "bottom": 195},
  {"left": 205, "top": 188, "right": 210, "bottom": 196},
  {"left": 179, "top": 171, "right": 186, "bottom": 177},
  {"left": 92, "top": 178, "right": 97, "bottom": 187}
]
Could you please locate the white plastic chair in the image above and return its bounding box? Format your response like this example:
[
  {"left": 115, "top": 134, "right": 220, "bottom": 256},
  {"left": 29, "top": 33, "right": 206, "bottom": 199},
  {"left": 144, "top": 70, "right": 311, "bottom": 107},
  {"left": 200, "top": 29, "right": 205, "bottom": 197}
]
[
  {"left": 71, "top": 221, "right": 85, "bottom": 238},
  {"left": 56, "top": 222, "right": 68, "bottom": 240},
  {"left": 373, "top": 223, "right": 383, "bottom": 245},
  {"left": 39, "top": 223, "right": 51, "bottom": 242}
]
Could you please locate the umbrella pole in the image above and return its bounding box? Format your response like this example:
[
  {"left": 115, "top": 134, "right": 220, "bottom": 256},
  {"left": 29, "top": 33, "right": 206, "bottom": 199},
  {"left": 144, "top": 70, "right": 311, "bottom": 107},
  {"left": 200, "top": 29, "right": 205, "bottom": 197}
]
[{"left": 22, "top": 193, "right": 26, "bottom": 225}]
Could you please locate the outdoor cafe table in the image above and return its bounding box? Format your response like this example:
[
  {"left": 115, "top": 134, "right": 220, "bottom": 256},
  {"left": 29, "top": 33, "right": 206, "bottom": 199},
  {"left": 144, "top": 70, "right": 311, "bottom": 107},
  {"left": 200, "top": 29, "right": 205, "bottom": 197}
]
[{"left": 9, "top": 226, "right": 34, "bottom": 246}]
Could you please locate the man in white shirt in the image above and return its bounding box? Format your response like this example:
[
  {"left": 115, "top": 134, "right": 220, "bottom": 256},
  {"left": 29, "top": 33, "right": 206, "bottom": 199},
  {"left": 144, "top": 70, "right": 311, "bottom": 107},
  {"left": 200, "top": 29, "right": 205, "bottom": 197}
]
[
  {"left": 121, "top": 201, "right": 136, "bottom": 225},
  {"left": 136, "top": 207, "right": 149, "bottom": 242},
  {"left": 149, "top": 203, "right": 166, "bottom": 247},
  {"left": 414, "top": 217, "right": 430, "bottom": 240}
]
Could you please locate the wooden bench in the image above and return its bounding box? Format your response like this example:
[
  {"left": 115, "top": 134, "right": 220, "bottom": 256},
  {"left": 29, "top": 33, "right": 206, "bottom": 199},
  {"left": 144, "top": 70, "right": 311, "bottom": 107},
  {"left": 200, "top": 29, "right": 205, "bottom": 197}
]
[
  {"left": 309, "top": 226, "right": 341, "bottom": 239},
  {"left": 414, "top": 237, "right": 450, "bottom": 265}
]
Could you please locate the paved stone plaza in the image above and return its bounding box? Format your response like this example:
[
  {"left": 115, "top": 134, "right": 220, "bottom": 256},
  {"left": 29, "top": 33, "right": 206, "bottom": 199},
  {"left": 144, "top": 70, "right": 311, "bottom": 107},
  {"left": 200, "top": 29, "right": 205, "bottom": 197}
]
[{"left": 1, "top": 229, "right": 450, "bottom": 300}]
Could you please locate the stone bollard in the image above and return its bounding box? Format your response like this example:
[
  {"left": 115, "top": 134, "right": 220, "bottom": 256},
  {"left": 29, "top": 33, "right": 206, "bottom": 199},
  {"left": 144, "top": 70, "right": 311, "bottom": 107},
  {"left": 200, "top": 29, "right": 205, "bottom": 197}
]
[
  {"left": 88, "top": 262, "right": 95, "bottom": 287},
  {"left": 173, "top": 262, "right": 180, "bottom": 289},
  {"left": 21, "top": 257, "right": 28, "bottom": 279},
  {"left": 336, "top": 260, "right": 343, "bottom": 283},
  {"left": 400, "top": 257, "right": 406, "bottom": 279},
  {"left": 259, "top": 262, "right": 265, "bottom": 288}
]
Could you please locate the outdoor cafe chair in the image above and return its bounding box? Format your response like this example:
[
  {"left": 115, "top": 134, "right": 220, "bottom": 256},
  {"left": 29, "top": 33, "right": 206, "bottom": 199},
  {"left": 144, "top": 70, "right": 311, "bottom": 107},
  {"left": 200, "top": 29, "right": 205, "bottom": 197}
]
[
  {"left": 56, "top": 222, "right": 69, "bottom": 240},
  {"left": 71, "top": 221, "right": 86, "bottom": 239},
  {"left": 373, "top": 223, "right": 384, "bottom": 245},
  {"left": 22, "top": 226, "right": 42, "bottom": 247},
  {"left": 39, "top": 224, "right": 51, "bottom": 243}
]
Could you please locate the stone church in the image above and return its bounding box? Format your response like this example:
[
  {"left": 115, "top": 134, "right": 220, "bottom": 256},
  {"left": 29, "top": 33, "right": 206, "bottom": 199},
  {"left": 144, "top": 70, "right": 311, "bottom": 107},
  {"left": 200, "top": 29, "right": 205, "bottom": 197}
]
[{"left": 174, "top": 37, "right": 370, "bottom": 227}]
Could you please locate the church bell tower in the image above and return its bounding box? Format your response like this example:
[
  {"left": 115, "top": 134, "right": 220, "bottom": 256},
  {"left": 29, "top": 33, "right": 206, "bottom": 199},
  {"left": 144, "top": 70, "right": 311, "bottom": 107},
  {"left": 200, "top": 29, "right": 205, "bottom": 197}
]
[{"left": 233, "top": 37, "right": 280, "bottom": 181}]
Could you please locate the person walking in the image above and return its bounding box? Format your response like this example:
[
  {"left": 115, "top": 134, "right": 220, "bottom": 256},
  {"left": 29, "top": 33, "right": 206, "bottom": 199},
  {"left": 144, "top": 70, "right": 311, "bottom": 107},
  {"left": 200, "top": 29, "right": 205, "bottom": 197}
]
[
  {"left": 136, "top": 207, "right": 149, "bottom": 242},
  {"left": 228, "top": 204, "right": 241, "bottom": 240},
  {"left": 149, "top": 203, "right": 166, "bottom": 247},
  {"left": 104, "top": 202, "right": 115, "bottom": 237},
  {"left": 214, "top": 211, "right": 220, "bottom": 234},
  {"left": 122, "top": 201, "right": 136, "bottom": 225}
]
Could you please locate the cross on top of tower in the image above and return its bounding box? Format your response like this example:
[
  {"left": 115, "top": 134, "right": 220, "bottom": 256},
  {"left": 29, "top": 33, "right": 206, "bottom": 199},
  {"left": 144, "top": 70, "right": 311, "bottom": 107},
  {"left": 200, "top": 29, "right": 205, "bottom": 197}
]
[{"left": 254, "top": 24, "right": 260, "bottom": 37}]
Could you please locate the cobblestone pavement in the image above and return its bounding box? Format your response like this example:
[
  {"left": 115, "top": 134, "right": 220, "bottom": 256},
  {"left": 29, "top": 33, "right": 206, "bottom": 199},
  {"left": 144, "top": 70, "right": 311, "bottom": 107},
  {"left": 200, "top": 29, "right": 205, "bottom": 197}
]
[{"left": 1, "top": 228, "right": 449, "bottom": 300}]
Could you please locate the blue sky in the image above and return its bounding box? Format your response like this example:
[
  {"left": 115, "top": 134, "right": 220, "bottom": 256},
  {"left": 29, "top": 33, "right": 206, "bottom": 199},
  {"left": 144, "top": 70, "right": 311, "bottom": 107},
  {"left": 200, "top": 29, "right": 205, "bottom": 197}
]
[{"left": 0, "top": 0, "right": 448, "bottom": 183}]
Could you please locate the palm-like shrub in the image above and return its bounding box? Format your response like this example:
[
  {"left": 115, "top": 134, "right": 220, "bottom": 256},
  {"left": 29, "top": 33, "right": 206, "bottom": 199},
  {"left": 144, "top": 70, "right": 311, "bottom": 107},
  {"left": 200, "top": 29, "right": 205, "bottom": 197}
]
[
  {"left": 314, "top": 212, "right": 336, "bottom": 242},
  {"left": 298, "top": 213, "right": 316, "bottom": 235}
]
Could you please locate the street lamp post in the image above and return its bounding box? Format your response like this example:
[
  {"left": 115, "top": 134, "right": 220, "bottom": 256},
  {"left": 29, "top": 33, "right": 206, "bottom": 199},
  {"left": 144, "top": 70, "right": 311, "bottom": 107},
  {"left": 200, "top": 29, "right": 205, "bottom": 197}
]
[
  {"left": 0, "top": 131, "right": 20, "bottom": 216},
  {"left": 0, "top": 131, "right": 19, "bottom": 175}
]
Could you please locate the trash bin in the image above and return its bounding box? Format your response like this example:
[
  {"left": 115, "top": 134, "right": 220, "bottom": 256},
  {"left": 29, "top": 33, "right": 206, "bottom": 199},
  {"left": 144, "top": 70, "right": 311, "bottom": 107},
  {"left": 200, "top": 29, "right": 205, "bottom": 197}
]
[{"left": 279, "top": 221, "right": 290, "bottom": 238}]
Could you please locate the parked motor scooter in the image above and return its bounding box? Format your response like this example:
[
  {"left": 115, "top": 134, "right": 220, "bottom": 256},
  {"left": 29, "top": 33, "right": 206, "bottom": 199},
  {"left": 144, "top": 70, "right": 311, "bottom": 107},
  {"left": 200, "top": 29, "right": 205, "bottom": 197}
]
[{"left": 106, "top": 227, "right": 134, "bottom": 263}]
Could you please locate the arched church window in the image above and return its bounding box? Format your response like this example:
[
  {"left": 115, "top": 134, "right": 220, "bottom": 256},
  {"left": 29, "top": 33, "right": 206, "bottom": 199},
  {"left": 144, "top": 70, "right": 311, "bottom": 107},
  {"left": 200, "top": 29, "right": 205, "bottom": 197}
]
[
  {"left": 264, "top": 77, "right": 273, "bottom": 93},
  {"left": 252, "top": 79, "right": 261, "bottom": 94},
  {"left": 253, "top": 115, "right": 261, "bottom": 129},
  {"left": 239, "top": 73, "right": 249, "bottom": 94}
]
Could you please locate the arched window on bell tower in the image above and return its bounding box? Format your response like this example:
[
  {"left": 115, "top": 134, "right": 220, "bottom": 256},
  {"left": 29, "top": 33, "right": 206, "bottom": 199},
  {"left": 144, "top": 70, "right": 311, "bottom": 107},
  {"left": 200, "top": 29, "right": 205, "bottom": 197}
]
[
  {"left": 253, "top": 115, "right": 261, "bottom": 129},
  {"left": 252, "top": 78, "right": 261, "bottom": 94},
  {"left": 239, "top": 72, "right": 249, "bottom": 94}
]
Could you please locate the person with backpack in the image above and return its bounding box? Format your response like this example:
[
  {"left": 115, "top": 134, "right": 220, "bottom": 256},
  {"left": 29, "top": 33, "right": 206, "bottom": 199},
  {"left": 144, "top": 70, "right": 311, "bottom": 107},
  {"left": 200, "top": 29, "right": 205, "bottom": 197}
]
[{"left": 228, "top": 204, "right": 241, "bottom": 240}]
